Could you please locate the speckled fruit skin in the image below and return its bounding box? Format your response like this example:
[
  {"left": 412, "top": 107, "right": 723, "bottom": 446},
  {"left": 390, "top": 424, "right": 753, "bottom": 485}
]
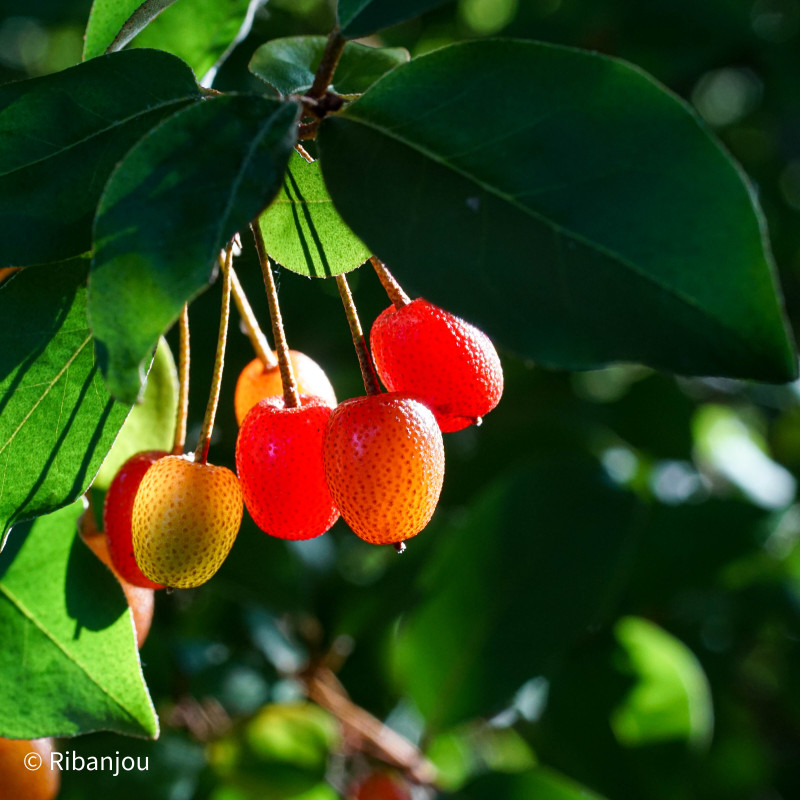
[
  {"left": 323, "top": 393, "right": 444, "bottom": 545},
  {"left": 104, "top": 450, "right": 167, "bottom": 590},
  {"left": 132, "top": 456, "right": 243, "bottom": 589},
  {"left": 234, "top": 352, "right": 336, "bottom": 425},
  {"left": 236, "top": 395, "right": 339, "bottom": 540},
  {"left": 0, "top": 738, "right": 59, "bottom": 800},
  {"left": 80, "top": 530, "right": 154, "bottom": 649},
  {"left": 370, "top": 298, "right": 503, "bottom": 432},
  {"left": 349, "top": 771, "right": 412, "bottom": 800}
]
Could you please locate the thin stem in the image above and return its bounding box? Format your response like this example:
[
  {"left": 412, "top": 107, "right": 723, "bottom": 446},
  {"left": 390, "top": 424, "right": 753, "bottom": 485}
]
[
  {"left": 229, "top": 265, "right": 278, "bottom": 370},
  {"left": 370, "top": 257, "right": 410, "bottom": 309},
  {"left": 251, "top": 223, "right": 300, "bottom": 408},
  {"left": 172, "top": 304, "right": 190, "bottom": 455},
  {"left": 294, "top": 143, "right": 315, "bottom": 163},
  {"left": 194, "top": 246, "right": 233, "bottom": 464},
  {"left": 306, "top": 28, "right": 346, "bottom": 100},
  {"left": 335, "top": 274, "right": 380, "bottom": 396}
]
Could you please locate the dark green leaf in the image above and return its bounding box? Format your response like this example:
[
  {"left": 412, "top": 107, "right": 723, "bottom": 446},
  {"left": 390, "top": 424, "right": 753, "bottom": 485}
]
[
  {"left": 0, "top": 264, "right": 131, "bottom": 544},
  {"left": 0, "top": 49, "right": 201, "bottom": 267},
  {"left": 389, "top": 458, "right": 639, "bottom": 730},
  {"left": 337, "top": 0, "right": 453, "bottom": 38},
  {"left": 249, "top": 36, "right": 409, "bottom": 96},
  {"left": 258, "top": 151, "right": 370, "bottom": 277},
  {"left": 132, "top": 0, "right": 261, "bottom": 82},
  {"left": 90, "top": 94, "right": 299, "bottom": 403},
  {"left": 318, "top": 40, "right": 796, "bottom": 382},
  {"left": 0, "top": 501, "right": 158, "bottom": 738},
  {"left": 83, "top": 0, "right": 179, "bottom": 59}
]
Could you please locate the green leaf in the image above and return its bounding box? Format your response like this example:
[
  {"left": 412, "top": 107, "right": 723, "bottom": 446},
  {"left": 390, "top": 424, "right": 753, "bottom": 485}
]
[
  {"left": 258, "top": 151, "right": 371, "bottom": 277},
  {"left": 0, "top": 501, "right": 158, "bottom": 738},
  {"left": 337, "top": 0, "right": 453, "bottom": 38},
  {"left": 457, "top": 767, "right": 607, "bottom": 800},
  {"left": 132, "top": 0, "right": 262, "bottom": 82},
  {"left": 0, "top": 50, "right": 202, "bottom": 268},
  {"left": 92, "top": 337, "right": 178, "bottom": 491},
  {"left": 318, "top": 40, "right": 797, "bottom": 382},
  {"left": 90, "top": 94, "right": 300, "bottom": 403},
  {"left": 610, "top": 617, "right": 713, "bottom": 748},
  {"left": 0, "top": 52, "right": 199, "bottom": 266},
  {"left": 83, "top": 0, "right": 179, "bottom": 60},
  {"left": 389, "top": 458, "right": 639, "bottom": 731},
  {"left": 249, "top": 36, "right": 409, "bottom": 96},
  {"left": 0, "top": 264, "right": 131, "bottom": 545}
]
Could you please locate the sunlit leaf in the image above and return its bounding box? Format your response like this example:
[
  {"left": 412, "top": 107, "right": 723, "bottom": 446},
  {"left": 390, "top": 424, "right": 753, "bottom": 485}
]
[
  {"left": 0, "top": 263, "right": 130, "bottom": 544},
  {"left": 258, "top": 151, "right": 370, "bottom": 277},
  {"left": 0, "top": 502, "right": 158, "bottom": 738}
]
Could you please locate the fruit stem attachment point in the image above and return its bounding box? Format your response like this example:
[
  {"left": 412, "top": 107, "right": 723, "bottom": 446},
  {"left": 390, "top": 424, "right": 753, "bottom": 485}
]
[
  {"left": 306, "top": 27, "right": 346, "bottom": 101},
  {"left": 335, "top": 274, "right": 381, "bottom": 396},
  {"left": 370, "top": 257, "right": 410, "bottom": 309},
  {"left": 172, "top": 304, "right": 190, "bottom": 455},
  {"left": 229, "top": 265, "right": 278, "bottom": 370},
  {"left": 251, "top": 222, "right": 300, "bottom": 409},
  {"left": 194, "top": 245, "right": 233, "bottom": 465},
  {"left": 394, "top": 542, "right": 406, "bottom": 554}
]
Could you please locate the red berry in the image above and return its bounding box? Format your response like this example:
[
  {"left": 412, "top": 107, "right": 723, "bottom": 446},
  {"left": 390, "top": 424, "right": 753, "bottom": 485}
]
[
  {"left": 103, "top": 450, "right": 168, "bottom": 590},
  {"left": 323, "top": 393, "right": 444, "bottom": 545},
  {"left": 349, "top": 771, "right": 413, "bottom": 800},
  {"left": 236, "top": 395, "right": 339, "bottom": 539},
  {"left": 370, "top": 298, "right": 503, "bottom": 432}
]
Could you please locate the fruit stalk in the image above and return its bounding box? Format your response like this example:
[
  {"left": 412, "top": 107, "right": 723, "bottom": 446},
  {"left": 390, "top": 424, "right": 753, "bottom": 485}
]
[
  {"left": 172, "top": 303, "right": 190, "bottom": 455},
  {"left": 335, "top": 274, "right": 381, "bottom": 396},
  {"left": 229, "top": 264, "right": 278, "bottom": 370},
  {"left": 251, "top": 222, "right": 300, "bottom": 408},
  {"left": 194, "top": 245, "right": 233, "bottom": 464},
  {"left": 370, "top": 257, "right": 410, "bottom": 309},
  {"left": 306, "top": 27, "right": 346, "bottom": 101}
]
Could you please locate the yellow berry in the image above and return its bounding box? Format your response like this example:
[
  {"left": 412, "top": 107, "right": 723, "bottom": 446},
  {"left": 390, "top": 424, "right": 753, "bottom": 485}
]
[{"left": 131, "top": 456, "right": 242, "bottom": 589}]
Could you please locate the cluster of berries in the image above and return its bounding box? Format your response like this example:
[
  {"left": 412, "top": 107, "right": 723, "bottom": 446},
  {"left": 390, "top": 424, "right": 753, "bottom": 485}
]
[{"left": 93, "top": 261, "right": 503, "bottom": 612}]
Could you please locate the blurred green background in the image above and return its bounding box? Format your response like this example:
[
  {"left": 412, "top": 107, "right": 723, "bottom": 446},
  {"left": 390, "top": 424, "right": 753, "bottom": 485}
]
[{"left": 3, "top": 0, "right": 800, "bottom": 797}]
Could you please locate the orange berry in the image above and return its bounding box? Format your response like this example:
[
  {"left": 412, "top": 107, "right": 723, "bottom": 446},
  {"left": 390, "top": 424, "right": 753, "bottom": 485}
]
[
  {"left": 131, "top": 456, "right": 242, "bottom": 589},
  {"left": 80, "top": 530, "right": 154, "bottom": 649},
  {"left": 236, "top": 395, "right": 339, "bottom": 540},
  {"left": 371, "top": 298, "right": 503, "bottom": 432},
  {"left": 234, "top": 352, "right": 336, "bottom": 425},
  {"left": 103, "top": 450, "right": 168, "bottom": 590},
  {"left": 323, "top": 393, "right": 444, "bottom": 545},
  {"left": 0, "top": 738, "right": 59, "bottom": 800}
]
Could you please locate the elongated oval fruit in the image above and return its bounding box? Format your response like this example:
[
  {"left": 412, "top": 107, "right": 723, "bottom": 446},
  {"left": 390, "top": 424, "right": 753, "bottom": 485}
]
[
  {"left": 0, "top": 738, "right": 59, "bottom": 800},
  {"left": 234, "top": 351, "right": 336, "bottom": 425},
  {"left": 370, "top": 298, "right": 503, "bottom": 432},
  {"left": 323, "top": 393, "right": 444, "bottom": 545},
  {"left": 132, "top": 456, "right": 243, "bottom": 589},
  {"left": 104, "top": 449, "right": 168, "bottom": 590},
  {"left": 236, "top": 395, "right": 339, "bottom": 540}
]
